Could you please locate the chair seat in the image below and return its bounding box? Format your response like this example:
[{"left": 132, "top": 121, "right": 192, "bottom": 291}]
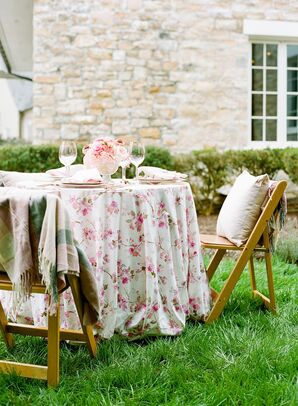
[
  {"left": 200, "top": 234, "right": 266, "bottom": 252},
  {"left": 200, "top": 234, "right": 243, "bottom": 250},
  {"left": 0, "top": 272, "right": 10, "bottom": 284}
]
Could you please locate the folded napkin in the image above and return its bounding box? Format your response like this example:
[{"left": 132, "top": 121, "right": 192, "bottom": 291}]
[
  {"left": 138, "top": 166, "right": 187, "bottom": 180},
  {"left": 46, "top": 164, "right": 84, "bottom": 178},
  {"left": 63, "top": 168, "right": 102, "bottom": 183}
]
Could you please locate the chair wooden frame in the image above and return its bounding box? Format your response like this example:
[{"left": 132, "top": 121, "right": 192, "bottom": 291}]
[
  {"left": 200, "top": 180, "right": 287, "bottom": 324},
  {"left": 0, "top": 274, "right": 97, "bottom": 387}
]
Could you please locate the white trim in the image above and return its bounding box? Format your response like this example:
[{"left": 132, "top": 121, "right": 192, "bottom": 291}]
[
  {"left": 248, "top": 41, "right": 298, "bottom": 147},
  {"left": 247, "top": 141, "right": 298, "bottom": 149},
  {"left": 278, "top": 44, "right": 287, "bottom": 144},
  {"left": 244, "top": 20, "right": 298, "bottom": 41}
]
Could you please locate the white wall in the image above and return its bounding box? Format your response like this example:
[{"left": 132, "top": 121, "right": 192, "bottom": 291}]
[{"left": 0, "top": 79, "right": 20, "bottom": 139}]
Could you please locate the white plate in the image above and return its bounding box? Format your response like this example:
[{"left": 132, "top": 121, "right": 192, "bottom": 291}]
[
  {"left": 137, "top": 177, "right": 186, "bottom": 183},
  {"left": 60, "top": 181, "right": 104, "bottom": 188}
]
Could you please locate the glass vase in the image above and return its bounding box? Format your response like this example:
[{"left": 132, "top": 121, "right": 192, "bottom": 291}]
[{"left": 96, "top": 160, "right": 119, "bottom": 183}]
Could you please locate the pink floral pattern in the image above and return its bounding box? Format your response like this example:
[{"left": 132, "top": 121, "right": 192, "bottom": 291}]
[{"left": 0, "top": 183, "right": 211, "bottom": 339}]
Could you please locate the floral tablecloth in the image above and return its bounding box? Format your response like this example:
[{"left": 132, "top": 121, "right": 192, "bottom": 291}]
[{"left": 0, "top": 182, "right": 211, "bottom": 339}]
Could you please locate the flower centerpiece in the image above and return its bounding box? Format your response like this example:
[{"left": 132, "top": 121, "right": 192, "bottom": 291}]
[{"left": 82, "top": 137, "right": 128, "bottom": 182}]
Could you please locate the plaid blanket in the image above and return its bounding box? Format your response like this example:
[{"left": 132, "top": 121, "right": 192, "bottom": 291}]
[{"left": 0, "top": 190, "right": 100, "bottom": 325}]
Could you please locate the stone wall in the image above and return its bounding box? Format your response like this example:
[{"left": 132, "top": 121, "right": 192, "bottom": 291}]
[{"left": 33, "top": 0, "right": 298, "bottom": 152}]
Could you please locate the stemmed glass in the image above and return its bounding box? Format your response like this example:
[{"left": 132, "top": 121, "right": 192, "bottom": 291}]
[
  {"left": 129, "top": 140, "right": 145, "bottom": 182},
  {"left": 59, "top": 141, "right": 77, "bottom": 178},
  {"left": 118, "top": 145, "right": 130, "bottom": 183}
]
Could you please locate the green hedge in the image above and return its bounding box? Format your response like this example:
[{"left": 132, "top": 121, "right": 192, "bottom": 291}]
[
  {"left": 0, "top": 144, "right": 174, "bottom": 174},
  {"left": 0, "top": 144, "right": 297, "bottom": 214},
  {"left": 173, "top": 148, "right": 298, "bottom": 214}
]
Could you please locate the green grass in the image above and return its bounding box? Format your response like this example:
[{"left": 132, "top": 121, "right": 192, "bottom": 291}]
[{"left": 0, "top": 256, "right": 297, "bottom": 406}]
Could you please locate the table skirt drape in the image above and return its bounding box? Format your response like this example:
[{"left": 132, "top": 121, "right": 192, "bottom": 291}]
[{"left": 0, "top": 183, "right": 211, "bottom": 339}]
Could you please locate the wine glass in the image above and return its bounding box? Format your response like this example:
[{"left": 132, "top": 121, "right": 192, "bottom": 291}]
[
  {"left": 129, "top": 140, "right": 145, "bottom": 182},
  {"left": 59, "top": 141, "right": 77, "bottom": 178},
  {"left": 118, "top": 144, "right": 130, "bottom": 183}
]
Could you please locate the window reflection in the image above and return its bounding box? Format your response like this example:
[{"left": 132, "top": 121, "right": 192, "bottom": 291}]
[
  {"left": 266, "top": 120, "right": 277, "bottom": 141},
  {"left": 287, "top": 45, "right": 298, "bottom": 68},
  {"left": 252, "top": 94, "right": 263, "bottom": 116},
  {"left": 252, "top": 44, "right": 263, "bottom": 66},
  {"left": 287, "top": 119, "right": 298, "bottom": 141},
  {"left": 252, "top": 69, "right": 263, "bottom": 91},
  {"left": 287, "top": 95, "right": 298, "bottom": 116},
  {"left": 266, "top": 70, "right": 277, "bottom": 92},
  {"left": 266, "top": 95, "right": 277, "bottom": 116},
  {"left": 288, "top": 70, "right": 298, "bottom": 92},
  {"left": 252, "top": 119, "right": 263, "bottom": 141},
  {"left": 266, "top": 44, "right": 277, "bottom": 67}
]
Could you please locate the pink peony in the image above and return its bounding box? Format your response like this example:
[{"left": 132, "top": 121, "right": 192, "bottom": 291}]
[{"left": 82, "top": 136, "right": 125, "bottom": 171}]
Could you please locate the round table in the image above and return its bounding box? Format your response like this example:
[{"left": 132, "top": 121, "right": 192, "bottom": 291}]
[{"left": 1, "top": 181, "right": 211, "bottom": 339}]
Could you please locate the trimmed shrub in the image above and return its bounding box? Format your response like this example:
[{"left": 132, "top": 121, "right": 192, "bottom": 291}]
[
  {"left": 174, "top": 147, "right": 298, "bottom": 214},
  {"left": 283, "top": 148, "right": 298, "bottom": 183},
  {"left": 174, "top": 149, "right": 228, "bottom": 215},
  {"left": 224, "top": 148, "right": 285, "bottom": 178},
  {"left": 0, "top": 145, "right": 84, "bottom": 172},
  {"left": 0, "top": 144, "right": 173, "bottom": 175}
]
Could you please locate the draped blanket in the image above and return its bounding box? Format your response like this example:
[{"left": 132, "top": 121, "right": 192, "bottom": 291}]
[
  {"left": 0, "top": 190, "right": 100, "bottom": 325},
  {"left": 267, "top": 181, "right": 287, "bottom": 252}
]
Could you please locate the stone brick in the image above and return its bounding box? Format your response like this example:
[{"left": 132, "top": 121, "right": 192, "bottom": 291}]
[
  {"left": 149, "top": 86, "right": 160, "bottom": 94},
  {"left": 72, "top": 115, "right": 97, "bottom": 124},
  {"left": 34, "top": 75, "right": 60, "bottom": 84},
  {"left": 105, "top": 108, "right": 129, "bottom": 118},
  {"left": 74, "top": 34, "right": 97, "bottom": 47},
  {"left": 88, "top": 49, "right": 113, "bottom": 60},
  {"left": 113, "top": 50, "right": 126, "bottom": 61},
  {"left": 139, "top": 127, "right": 160, "bottom": 139},
  {"left": 96, "top": 90, "right": 112, "bottom": 98},
  {"left": 127, "top": 0, "right": 142, "bottom": 10},
  {"left": 61, "top": 124, "right": 80, "bottom": 139},
  {"left": 112, "top": 120, "right": 131, "bottom": 135}
]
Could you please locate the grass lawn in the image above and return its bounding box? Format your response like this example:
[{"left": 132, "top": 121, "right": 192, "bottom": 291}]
[{"left": 0, "top": 255, "right": 297, "bottom": 406}]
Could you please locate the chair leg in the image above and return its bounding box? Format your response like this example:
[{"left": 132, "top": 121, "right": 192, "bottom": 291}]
[
  {"left": 263, "top": 228, "right": 276, "bottom": 313},
  {"left": 67, "top": 275, "right": 97, "bottom": 358},
  {"left": 248, "top": 256, "right": 257, "bottom": 294},
  {"left": 47, "top": 296, "right": 60, "bottom": 388},
  {"left": 0, "top": 300, "right": 14, "bottom": 348},
  {"left": 206, "top": 249, "right": 226, "bottom": 281},
  {"left": 205, "top": 260, "right": 247, "bottom": 323},
  {"left": 264, "top": 250, "right": 276, "bottom": 313}
]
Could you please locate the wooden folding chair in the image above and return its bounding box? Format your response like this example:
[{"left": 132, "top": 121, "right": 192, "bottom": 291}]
[
  {"left": 200, "top": 180, "right": 287, "bottom": 324},
  {"left": 0, "top": 273, "right": 97, "bottom": 387}
]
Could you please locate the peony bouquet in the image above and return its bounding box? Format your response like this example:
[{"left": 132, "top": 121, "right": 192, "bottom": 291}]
[{"left": 83, "top": 137, "right": 129, "bottom": 176}]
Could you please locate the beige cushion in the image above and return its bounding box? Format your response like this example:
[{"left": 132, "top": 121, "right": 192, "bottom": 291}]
[
  {"left": 216, "top": 170, "right": 270, "bottom": 246},
  {"left": 0, "top": 171, "right": 51, "bottom": 187}
]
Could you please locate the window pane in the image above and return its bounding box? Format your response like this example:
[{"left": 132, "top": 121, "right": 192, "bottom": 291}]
[
  {"left": 287, "top": 70, "right": 298, "bottom": 92},
  {"left": 252, "top": 119, "right": 263, "bottom": 141},
  {"left": 252, "top": 44, "right": 263, "bottom": 66},
  {"left": 287, "top": 119, "right": 298, "bottom": 141},
  {"left": 266, "top": 95, "right": 277, "bottom": 116},
  {"left": 287, "top": 95, "right": 298, "bottom": 116},
  {"left": 252, "top": 69, "right": 263, "bottom": 91},
  {"left": 252, "top": 94, "right": 263, "bottom": 116},
  {"left": 266, "top": 69, "right": 277, "bottom": 91},
  {"left": 266, "top": 120, "right": 277, "bottom": 141},
  {"left": 287, "top": 45, "right": 298, "bottom": 68},
  {"left": 266, "top": 44, "right": 277, "bottom": 67}
]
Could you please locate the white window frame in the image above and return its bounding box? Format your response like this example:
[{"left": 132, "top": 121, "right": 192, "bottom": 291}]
[{"left": 244, "top": 19, "right": 298, "bottom": 148}]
